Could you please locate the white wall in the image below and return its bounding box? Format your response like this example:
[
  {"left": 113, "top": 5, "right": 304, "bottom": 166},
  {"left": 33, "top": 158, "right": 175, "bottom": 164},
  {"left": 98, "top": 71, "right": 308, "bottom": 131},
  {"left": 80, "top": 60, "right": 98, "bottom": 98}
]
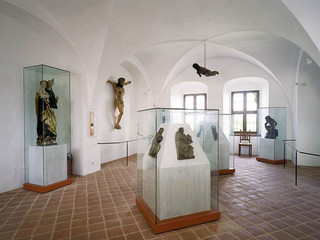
[
  {"left": 0, "top": 13, "right": 84, "bottom": 192},
  {"left": 98, "top": 66, "right": 137, "bottom": 164},
  {"left": 0, "top": 10, "right": 151, "bottom": 193},
  {"left": 171, "top": 82, "right": 208, "bottom": 108},
  {"left": 223, "top": 77, "right": 269, "bottom": 113},
  {"left": 161, "top": 58, "right": 294, "bottom": 158},
  {"left": 1, "top": 1, "right": 320, "bottom": 194},
  {"left": 0, "top": 62, "right": 24, "bottom": 193},
  {"left": 296, "top": 52, "right": 320, "bottom": 166}
]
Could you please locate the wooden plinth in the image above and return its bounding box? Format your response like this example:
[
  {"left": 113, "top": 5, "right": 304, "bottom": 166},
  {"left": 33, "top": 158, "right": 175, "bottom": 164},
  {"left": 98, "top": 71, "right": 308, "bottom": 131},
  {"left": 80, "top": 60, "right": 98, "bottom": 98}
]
[
  {"left": 136, "top": 197, "right": 220, "bottom": 234},
  {"left": 256, "top": 157, "right": 286, "bottom": 165},
  {"left": 23, "top": 178, "right": 72, "bottom": 193},
  {"left": 219, "top": 169, "right": 235, "bottom": 175},
  {"left": 211, "top": 169, "right": 235, "bottom": 176}
]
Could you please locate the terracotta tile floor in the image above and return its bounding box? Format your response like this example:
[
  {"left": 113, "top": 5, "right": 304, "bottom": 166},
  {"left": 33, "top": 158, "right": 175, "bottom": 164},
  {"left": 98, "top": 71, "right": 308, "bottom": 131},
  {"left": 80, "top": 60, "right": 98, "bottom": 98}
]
[{"left": 0, "top": 155, "right": 320, "bottom": 240}]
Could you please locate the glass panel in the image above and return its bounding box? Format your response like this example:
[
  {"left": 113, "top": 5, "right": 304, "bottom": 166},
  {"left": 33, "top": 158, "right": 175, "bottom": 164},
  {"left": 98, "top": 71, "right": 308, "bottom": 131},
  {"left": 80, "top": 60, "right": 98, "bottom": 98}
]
[
  {"left": 246, "top": 114, "right": 257, "bottom": 132},
  {"left": 247, "top": 92, "right": 258, "bottom": 111},
  {"left": 185, "top": 95, "right": 194, "bottom": 109},
  {"left": 196, "top": 95, "right": 205, "bottom": 109},
  {"left": 233, "top": 93, "right": 243, "bottom": 111},
  {"left": 137, "top": 108, "right": 158, "bottom": 224},
  {"left": 233, "top": 114, "right": 243, "bottom": 132},
  {"left": 202, "top": 110, "right": 219, "bottom": 211},
  {"left": 257, "top": 107, "right": 287, "bottom": 160},
  {"left": 219, "top": 114, "right": 234, "bottom": 171},
  {"left": 137, "top": 108, "right": 219, "bottom": 225},
  {"left": 185, "top": 114, "right": 194, "bottom": 130},
  {"left": 24, "top": 64, "right": 70, "bottom": 186}
]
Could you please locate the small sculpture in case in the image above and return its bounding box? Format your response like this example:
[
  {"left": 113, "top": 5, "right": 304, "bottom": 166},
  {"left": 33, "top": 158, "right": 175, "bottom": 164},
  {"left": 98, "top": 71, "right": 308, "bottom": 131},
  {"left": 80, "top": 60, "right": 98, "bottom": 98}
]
[{"left": 175, "top": 127, "right": 195, "bottom": 160}]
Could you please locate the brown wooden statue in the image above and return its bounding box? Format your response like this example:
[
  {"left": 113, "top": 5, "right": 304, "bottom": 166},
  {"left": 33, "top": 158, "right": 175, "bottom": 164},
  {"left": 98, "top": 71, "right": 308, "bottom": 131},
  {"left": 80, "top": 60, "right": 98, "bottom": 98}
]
[{"left": 107, "top": 77, "right": 131, "bottom": 129}]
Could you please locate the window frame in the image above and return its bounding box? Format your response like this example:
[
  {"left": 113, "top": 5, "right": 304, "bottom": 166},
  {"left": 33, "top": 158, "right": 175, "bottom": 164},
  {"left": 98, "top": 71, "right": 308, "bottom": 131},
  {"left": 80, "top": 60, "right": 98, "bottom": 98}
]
[
  {"left": 231, "top": 90, "right": 259, "bottom": 134},
  {"left": 184, "top": 93, "right": 207, "bottom": 110}
]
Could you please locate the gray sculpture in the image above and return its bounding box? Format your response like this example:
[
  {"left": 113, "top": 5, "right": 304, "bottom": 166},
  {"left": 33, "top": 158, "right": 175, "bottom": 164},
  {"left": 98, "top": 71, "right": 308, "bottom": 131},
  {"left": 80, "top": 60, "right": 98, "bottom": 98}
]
[
  {"left": 196, "top": 125, "right": 203, "bottom": 137},
  {"left": 211, "top": 125, "right": 218, "bottom": 141},
  {"left": 175, "top": 127, "right": 195, "bottom": 160},
  {"left": 192, "top": 63, "right": 219, "bottom": 77},
  {"left": 265, "top": 116, "right": 278, "bottom": 139},
  {"left": 148, "top": 128, "right": 164, "bottom": 157}
]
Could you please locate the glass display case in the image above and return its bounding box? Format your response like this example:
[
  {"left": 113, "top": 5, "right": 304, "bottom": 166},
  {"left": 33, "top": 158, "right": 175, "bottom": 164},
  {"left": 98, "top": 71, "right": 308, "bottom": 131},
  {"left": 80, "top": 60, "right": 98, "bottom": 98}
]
[
  {"left": 136, "top": 108, "right": 220, "bottom": 233},
  {"left": 219, "top": 114, "right": 235, "bottom": 174},
  {"left": 257, "top": 107, "right": 286, "bottom": 163},
  {"left": 23, "top": 64, "right": 72, "bottom": 192}
]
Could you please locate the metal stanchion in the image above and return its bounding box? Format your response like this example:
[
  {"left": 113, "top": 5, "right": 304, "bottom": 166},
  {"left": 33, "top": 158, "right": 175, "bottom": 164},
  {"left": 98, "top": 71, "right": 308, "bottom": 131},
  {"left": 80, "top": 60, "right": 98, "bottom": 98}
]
[{"left": 295, "top": 150, "right": 298, "bottom": 186}]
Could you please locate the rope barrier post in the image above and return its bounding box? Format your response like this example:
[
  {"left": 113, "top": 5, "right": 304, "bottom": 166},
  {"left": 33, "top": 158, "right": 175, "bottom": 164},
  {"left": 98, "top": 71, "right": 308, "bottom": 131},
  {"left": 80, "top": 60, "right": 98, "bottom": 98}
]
[
  {"left": 295, "top": 150, "right": 298, "bottom": 186},
  {"left": 126, "top": 141, "right": 129, "bottom": 167}
]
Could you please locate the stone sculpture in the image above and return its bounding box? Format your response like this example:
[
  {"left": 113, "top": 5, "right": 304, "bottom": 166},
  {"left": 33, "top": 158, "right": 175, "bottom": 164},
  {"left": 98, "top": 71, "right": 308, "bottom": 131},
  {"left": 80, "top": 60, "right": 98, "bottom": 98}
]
[
  {"left": 211, "top": 125, "right": 218, "bottom": 141},
  {"left": 175, "top": 127, "right": 195, "bottom": 160},
  {"left": 265, "top": 115, "right": 278, "bottom": 139},
  {"left": 148, "top": 128, "right": 164, "bottom": 157}
]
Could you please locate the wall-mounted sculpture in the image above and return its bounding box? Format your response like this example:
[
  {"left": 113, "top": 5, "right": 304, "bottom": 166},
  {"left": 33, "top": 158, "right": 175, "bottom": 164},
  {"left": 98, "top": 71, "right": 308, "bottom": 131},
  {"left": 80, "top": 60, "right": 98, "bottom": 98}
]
[
  {"left": 192, "top": 63, "right": 219, "bottom": 77},
  {"left": 148, "top": 128, "right": 164, "bottom": 157},
  {"left": 107, "top": 77, "right": 131, "bottom": 129},
  {"left": 175, "top": 127, "right": 195, "bottom": 160},
  {"left": 35, "top": 79, "right": 58, "bottom": 145},
  {"left": 265, "top": 115, "right": 278, "bottom": 139}
]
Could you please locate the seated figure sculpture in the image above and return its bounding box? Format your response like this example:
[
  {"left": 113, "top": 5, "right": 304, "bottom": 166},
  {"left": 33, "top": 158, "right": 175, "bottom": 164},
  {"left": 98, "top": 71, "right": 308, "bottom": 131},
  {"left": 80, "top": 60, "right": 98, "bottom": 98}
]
[
  {"left": 175, "top": 127, "right": 195, "bottom": 160},
  {"left": 265, "top": 115, "right": 278, "bottom": 139}
]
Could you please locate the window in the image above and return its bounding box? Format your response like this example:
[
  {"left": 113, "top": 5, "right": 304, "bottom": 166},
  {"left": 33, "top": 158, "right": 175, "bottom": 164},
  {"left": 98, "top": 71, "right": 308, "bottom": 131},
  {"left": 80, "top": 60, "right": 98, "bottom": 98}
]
[
  {"left": 183, "top": 93, "right": 207, "bottom": 130},
  {"left": 232, "top": 91, "right": 259, "bottom": 133},
  {"left": 184, "top": 94, "right": 207, "bottom": 110}
]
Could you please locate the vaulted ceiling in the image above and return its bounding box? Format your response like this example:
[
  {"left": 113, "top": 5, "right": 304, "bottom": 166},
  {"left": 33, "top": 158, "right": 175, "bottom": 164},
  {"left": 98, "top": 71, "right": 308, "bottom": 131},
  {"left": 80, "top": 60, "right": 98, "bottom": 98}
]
[{"left": 1, "top": 0, "right": 320, "bottom": 105}]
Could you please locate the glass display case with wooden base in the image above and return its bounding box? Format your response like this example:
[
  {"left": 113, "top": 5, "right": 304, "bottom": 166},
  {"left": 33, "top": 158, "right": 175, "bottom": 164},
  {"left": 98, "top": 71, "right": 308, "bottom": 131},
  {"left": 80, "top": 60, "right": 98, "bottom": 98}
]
[
  {"left": 136, "top": 108, "right": 220, "bottom": 233},
  {"left": 256, "top": 107, "right": 287, "bottom": 164},
  {"left": 23, "top": 64, "right": 72, "bottom": 193}
]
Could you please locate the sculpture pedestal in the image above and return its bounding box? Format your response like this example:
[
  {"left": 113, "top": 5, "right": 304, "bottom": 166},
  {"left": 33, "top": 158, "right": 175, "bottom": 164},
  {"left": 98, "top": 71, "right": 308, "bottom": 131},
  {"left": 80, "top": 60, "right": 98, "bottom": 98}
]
[
  {"left": 256, "top": 138, "right": 285, "bottom": 164},
  {"left": 142, "top": 123, "right": 210, "bottom": 220},
  {"left": 25, "top": 144, "right": 71, "bottom": 192},
  {"left": 138, "top": 123, "right": 219, "bottom": 233},
  {"left": 200, "top": 123, "right": 232, "bottom": 174}
]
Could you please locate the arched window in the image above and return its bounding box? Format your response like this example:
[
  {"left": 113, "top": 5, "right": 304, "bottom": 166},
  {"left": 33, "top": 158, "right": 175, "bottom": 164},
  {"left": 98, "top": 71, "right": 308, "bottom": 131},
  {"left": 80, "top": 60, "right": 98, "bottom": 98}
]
[
  {"left": 223, "top": 77, "right": 269, "bottom": 134},
  {"left": 231, "top": 90, "right": 259, "bottom": 132},
  {"left": 184, "top": 93, "right": 207, "bottom": 109}
]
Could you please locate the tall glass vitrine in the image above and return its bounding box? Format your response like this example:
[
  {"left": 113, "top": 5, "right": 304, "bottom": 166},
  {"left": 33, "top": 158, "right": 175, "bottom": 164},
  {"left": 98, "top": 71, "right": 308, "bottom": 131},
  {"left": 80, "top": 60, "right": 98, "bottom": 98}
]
[
  {"left": 257, "top": 107, "right": 287, "bottom": 163},
  {"left": 136, "top": 108, "right": 220, "bottom": 233},
  {"left": 23, "top": 64, "right": 72, "bottom": 192},
  {"left": 219, "top": 114, "right": 235, "bottom": 174}
]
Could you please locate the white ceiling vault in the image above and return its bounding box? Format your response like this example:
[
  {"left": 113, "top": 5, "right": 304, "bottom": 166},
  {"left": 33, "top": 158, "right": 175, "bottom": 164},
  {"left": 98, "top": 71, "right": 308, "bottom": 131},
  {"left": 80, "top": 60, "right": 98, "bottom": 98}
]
[{"left": 1, "top": 0, "right": 320, "bottom": 106}]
